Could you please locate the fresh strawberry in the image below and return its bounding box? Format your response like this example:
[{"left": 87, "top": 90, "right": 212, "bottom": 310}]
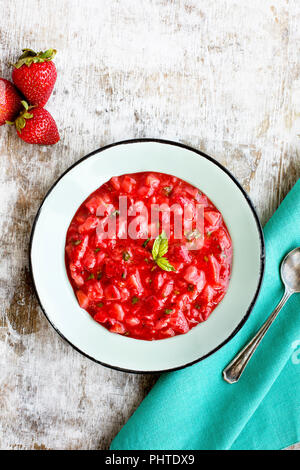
[
  {"left": 0, "top": 78, "right": 22, "bottom": 125},
  {"left": 8, "top": 100, "right": 60, "bottom": 145},
  {"left": 12, "top": 49, "right": 57, "bottom": 107}
]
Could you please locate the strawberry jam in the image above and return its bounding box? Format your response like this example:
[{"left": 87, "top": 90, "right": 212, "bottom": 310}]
[{"left": 65, "top": 172, "right": 232, "bottom": 340}]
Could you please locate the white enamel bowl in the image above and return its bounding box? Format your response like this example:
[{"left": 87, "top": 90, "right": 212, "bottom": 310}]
[{"left": 30, "top": 139, "right": 264, "bottom": 373}]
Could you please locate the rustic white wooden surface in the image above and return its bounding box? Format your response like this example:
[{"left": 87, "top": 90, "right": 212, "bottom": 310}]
[{"left": 0, "top": 0, "right": 299, "bottom": 450}]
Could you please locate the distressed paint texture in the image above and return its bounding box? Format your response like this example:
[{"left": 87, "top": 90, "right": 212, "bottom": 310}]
[{"left": 0, "top": 0, "right": 299, "bottom": 450}]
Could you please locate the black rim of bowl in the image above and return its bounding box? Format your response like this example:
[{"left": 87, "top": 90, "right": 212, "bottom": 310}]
[{"left": 29, "top": 138, "right": 265, "bottom": 374}]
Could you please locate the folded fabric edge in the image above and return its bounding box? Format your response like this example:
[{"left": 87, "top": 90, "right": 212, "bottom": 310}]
[{"left": 228, "top": 350, "right": 299, "bottom": 450}]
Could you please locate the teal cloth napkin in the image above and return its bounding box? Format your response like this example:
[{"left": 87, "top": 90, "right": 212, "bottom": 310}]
[{"left": 111, "top": 180, "right": 300, "bottom": 450}]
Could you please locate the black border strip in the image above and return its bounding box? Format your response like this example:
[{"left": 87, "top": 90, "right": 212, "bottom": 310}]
[{"left": 29, "top": 138, "right": 265, "bottom": 374}]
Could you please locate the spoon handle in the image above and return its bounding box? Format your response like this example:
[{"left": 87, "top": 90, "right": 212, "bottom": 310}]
[{"left": 223, "top": 289, "right": 291, "bottom": 384}]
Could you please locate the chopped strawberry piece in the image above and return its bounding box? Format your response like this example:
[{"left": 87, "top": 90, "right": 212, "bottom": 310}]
[
  {"left": 105, "top": 285, "right": 121, "bottom": 300},
  {"left": 76, "top": 290, "right": 89, "bottom": 309},
  {"left": 94, "top": 310, "right": 108, "bottom": 323},
  {"left": 78, "top": 216, "right": 99, "bottom": 233},
  {"left": 145, "top": 174, "right": 160, "bottom": 188},
  {"left": 169, "top": 261, "right": 184, "bottom": 272},
  {"left": 217, "top": 228, "right": 231, "bottom": 250},
  {"left": 75, "top": 210, "right": 88, "bottom": 224},
  {"left": 111, "top": 303, "right": 125, "bottom": 321},
  {"left": 204, "top": 211, "right": 221, "bottom": 228},
  {"left": 153, "top": 272, "right": 166, "bottom": 290},
  {"left": 170, "top": 310, "right": 189, "bottom": 334},
  {"left": 95, "top": 216, "right": 111, "bottom": 242},
  {"left": 137, "top": 185, "right": 154, "bottom": 198},
  {"left": 128, "top": 270, "right": 144, "bottom": 295},
  {"left": 128, "top": 200, "right": 145, "bottom": 216},
  {"left": 109, "top": 323, "right": 127, "bottom": 335},
  {"left": 105, "top": 260, "right": 125, "bottom": 279},
  {"left": 129, "top": 215, "right": 148, "bottom": 239},
  {"left": 183, "top": 202, "right": 195, "bottom": 221},
  {"left": 121, "top": 176, "right": 136, "bottom": 193},
  {"left": 155, "top": 318, "right": 169, "bottom": 330},
  {"left": 183, "top": 266, "right": 206, "bottom": 292},
  {"left": 208, "top": 254, "right": 220, "bottom": 284},
  {"left": 214, "top": 291, "right": 226, "bottom": 304},
  {"left": 87, "top": 280, "right": 103, "bottom": 301},
  {"left": 82, "top": 249, "right": 96, "bottom": 270},
  {"left": 85, "top": 196, "right": 103, "bottom": 215},
  {"left": 159, "top": 328, "right": 176, "bottom": 338},
  {"left": 110, "top": 176, "right": 120, "bottom": 190},
  {"left": 146, "top": 295, "right": 164, "bottom": 311},
  {"left": 95, "top": 250, "right": 106, "bottom": 266},
  {"left": 126, "top": 316, "right": 140, "bottom": 326},
  {"left": 69, "top": 235, "right": 89, "bottom": 266},
  {"left": 94, "top": 312, "right": 108, "bottom": 323},
  {"left": 65, "top": 243, "right": 73, "bottom": 260},
  {"left": 69, "top": 267, "right": 84, "bottom": 288},
  {"left": 169, "top": 245, "right": 191, "bottom": 263},
  {"left": 117, "top": 217, "right": 128, "bottom": 238},
  {"left": 176, "top": 293, "right": 191, "bottom": 310},
  {"left": 119, "top": 287, "right": 130, "bottom": 302},
  {"left": 183, "top": 185, "right": 199, "bottom": 198},
  {"left": 201, "top": 285, "right": 215, "bottom": 303},
  {"left": 161, "top": 280, "right": 174, "bottom": 298},
  {"left": 186, "top": 238, "right": 204, "bottom": 251}
]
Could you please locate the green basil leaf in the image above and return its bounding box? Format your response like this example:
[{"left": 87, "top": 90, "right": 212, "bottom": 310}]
[
  {"left": 122, "top": 251, "right": 131, "bottom": 261},
  {"left": 164, "top": 309, "right": 173, "bottom": 315},
  {"left": 156, "top": 257, "right": 175, "bottom": 272},
  {"left": 152, "top": 236, "right": 161, "bottom": 260},
  {"left": 158, "top": 238, "right": 168, "bottom": 258},
  {"left": 152, "top": 231, "right": 168, "bottom": 260},
  {"left": 143, "top": 238, "right": 150, "bottom": 248}
]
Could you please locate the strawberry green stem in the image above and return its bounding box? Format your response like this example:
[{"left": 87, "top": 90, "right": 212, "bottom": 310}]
[
  {"left": 6, "top": 101, "right": 35, "bottom": 132},
  {"left": 13, "top": 48, "right": 57, "bottom": 69}
]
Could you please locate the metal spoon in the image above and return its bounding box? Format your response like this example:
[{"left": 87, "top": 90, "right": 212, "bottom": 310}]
[{"left": 223, "top": 247, "right": 300, "bottom": 384}]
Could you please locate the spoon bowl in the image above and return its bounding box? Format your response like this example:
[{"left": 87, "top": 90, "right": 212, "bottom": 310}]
[{"left": 281, "top": 247, "right": 300, "bottom": 293}]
